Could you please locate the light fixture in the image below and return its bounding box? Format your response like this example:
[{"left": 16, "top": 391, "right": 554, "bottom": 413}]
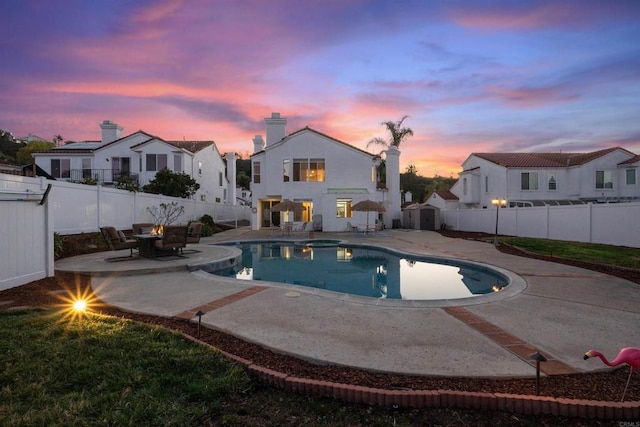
[
  {"left": 491, "top": 197, "right": 507, "bottom": 247},
  {"left": 73, "top": 299, "right": 87, "bottom": 313}
]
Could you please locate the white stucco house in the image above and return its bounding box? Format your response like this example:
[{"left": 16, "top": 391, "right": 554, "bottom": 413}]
[
  {"left": 450, "top": 147, "right": 640, "bottom": 209},
  {"left": 425, "top": 189, "right": 460, "bottom": 211},
  {"left": 33, "top": 120, "right": 235, "bottom": 203},
  {"left": 250, "top": 113, "right": 401, "bottom": 232}
]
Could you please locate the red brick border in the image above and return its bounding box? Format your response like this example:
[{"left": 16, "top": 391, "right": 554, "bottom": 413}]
[{"left": 179, "top": 334, "right": 640, "bottom": 420}]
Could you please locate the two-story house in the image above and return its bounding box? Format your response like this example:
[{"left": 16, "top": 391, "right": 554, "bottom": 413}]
[
  {"left": 33, "top": 120, "right": 233, "bottom": 203},
  {"left": 250, "top": 113, "right": 401, "bottom": 231},
  {"left": 450, "top": 147, "right": 640, "bottom": 208}
]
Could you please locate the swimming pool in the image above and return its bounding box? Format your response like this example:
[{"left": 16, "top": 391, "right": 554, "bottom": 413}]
[{"left": 210, "top": 241, "right": 509, "bottom": 301}]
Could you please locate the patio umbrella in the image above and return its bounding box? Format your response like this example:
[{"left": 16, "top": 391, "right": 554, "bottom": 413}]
[
  {"left": 271, "top": 199, "right": 305, "bottom": 224},
  {"left": 351, "top": 200, "right": 386, "bottom": 232}
]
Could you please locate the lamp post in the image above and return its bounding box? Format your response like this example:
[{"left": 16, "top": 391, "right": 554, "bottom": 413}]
[{"left": 491, "top": 197, "right": 507, "bottom": 247}]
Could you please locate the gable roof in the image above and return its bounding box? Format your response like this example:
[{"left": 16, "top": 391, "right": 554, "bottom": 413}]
[
  {"left": 252, "top": 126, "right": 377, "bottom": 158},
  {"left": 472, "top": 147, "right": 633, "bottom": 168},
  {"left": 620, "top": 154, "right": 640, "bottom": 165},
  {"left": 433, "top": 189, "right": 458, "bottom": 200}
]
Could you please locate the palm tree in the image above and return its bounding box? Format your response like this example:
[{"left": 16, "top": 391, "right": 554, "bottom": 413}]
[{"left": 366, "top": 115, "right": 414, "bottom": 152}]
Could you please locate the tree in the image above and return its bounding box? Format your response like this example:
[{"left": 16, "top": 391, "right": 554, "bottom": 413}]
[
  {"left": 16, "top": 140, "right": 55, "bottom": 164},
  {"left": 366, "top": 115, "right": 414, "bottom": 152},
  {"left": 0, "top": 129, "right": 25, "bottom": 162},
  {"left": 53, "top": 135, "right": 64, "bottom": 146},
  {"left": 142, "top": 168, "right": 200, "bottom": 198}
]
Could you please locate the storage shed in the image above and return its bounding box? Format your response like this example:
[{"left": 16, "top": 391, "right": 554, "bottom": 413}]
[{"left": 402, "top": 203, "right": 440, "bottom": 231}]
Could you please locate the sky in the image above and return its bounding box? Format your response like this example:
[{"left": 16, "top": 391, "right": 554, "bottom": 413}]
[{"left": 2, "top": 0, "right": 640, "bottom": 177}]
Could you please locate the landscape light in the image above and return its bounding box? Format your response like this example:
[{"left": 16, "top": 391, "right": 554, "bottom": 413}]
[{"left": 73, "top": 299, "right": 88, "bottom": 312}]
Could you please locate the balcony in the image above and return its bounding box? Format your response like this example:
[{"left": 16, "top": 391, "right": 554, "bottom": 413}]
[{"left": 68, "top": 169, "right": 139, "bottom": 186}]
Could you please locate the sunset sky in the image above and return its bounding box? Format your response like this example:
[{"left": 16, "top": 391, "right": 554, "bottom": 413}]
[{"left": 2, "top": 0, "right": 639, "bottom": 177}]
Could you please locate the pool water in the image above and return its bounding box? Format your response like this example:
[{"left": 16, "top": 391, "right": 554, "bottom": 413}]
[{"left": 212, "top": 242, "right": 508, "bottom": 301}]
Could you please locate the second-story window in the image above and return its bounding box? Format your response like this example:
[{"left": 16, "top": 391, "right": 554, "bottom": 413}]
[
  {"left": 283, "top": 159, "right": 291, "bottom": 182},
  {"left": 521, "top": 172, "right": 539, "bottom": 190},
  {"left": 548, "top": 174, "right": 557, "bottom": 191},
  {"left": 626, "top": 169, "right": 637, "bottom": 185},
  {"left": 51, "top": 159, "right": 70, "bottom": 178},
  {"left": 595, "top": 170, "right": 613, "bottom": 189},
  {"left": 292, "top": 158, "right": 325, "bottom": 182},
  {"left": 253, "top": 161, "right": 261, "bottom": 184}
]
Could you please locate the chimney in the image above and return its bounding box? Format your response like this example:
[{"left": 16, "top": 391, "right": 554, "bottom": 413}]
[
  {"left": 264, "top": 112, "right": 286, "bottom": 146},
  {"left": 100, "top": 120, "right": 123, "bottom": 144},
  {"left": 252, "top": 135, "right": 265, "bottom": 153},
  {"left": 225, "top": 152, "right": 237, "bottom": 205}
]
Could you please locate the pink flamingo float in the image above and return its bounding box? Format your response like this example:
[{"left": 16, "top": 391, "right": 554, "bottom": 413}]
[{"left": 584, "top": 347, "right": 640, "bottom": 401}]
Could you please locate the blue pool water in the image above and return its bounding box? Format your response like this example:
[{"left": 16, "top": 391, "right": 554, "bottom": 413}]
[{"left": 212, "top": 241, "right": 508, "bottom": 301}]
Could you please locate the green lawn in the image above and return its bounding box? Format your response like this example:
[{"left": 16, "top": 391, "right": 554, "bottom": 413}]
[{"left": 501, "top": 237, "right": 640, "bottom": 270}]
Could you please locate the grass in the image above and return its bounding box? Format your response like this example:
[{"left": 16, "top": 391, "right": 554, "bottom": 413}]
[
  {"left": 0, "top": 310, "right": 249, "bottom": 426},
  {"left": 500, "top": 236, "right": 640, "bottom": 270}
]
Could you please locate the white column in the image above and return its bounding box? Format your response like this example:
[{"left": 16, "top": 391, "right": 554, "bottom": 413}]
[{"left": 384, "top": 145, "right": 401, "bottom": 229}]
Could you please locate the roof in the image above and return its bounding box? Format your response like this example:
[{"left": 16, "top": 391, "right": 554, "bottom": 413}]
[
  {"left": 620, "top": 155, "right": 640, "bottom": 165},
  {"left": 252, "top": 126, "right": 377, "bottom": 159},
  {"left": 433, "top": 189, "right": 458, "bottom": 200},
  {"left": 166, "top": 140, "right": 214, "bottom": 153},
  {"left": 472, "top": 147, "right": 631, "bottom": 168}
]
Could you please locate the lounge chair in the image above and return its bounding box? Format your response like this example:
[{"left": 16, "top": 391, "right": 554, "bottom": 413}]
[
  {"left": 100, "top": 226, "right": 139, "bottom": 261},
  {"left": 346, "top": 222, "right": 358, "bottom": 233},
  {"left": 154, "top": 225, "right": 188, "bottom": 256}
]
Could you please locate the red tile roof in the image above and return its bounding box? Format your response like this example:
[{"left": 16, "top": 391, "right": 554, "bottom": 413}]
[
  {"left": 473, "top": 147, "right": 631, "bottom": 167},
  {"left": 620, "top": 155, "right": 640, "bottom": 165}
]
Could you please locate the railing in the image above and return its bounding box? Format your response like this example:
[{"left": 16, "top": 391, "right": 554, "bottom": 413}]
[{"left": 68, "top": 169, "right": 139, "bottom": 185}]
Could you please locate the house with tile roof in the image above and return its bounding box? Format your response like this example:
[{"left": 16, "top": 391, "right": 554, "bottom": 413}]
[
  {"left": 450, "top": 147, "right": 640, "bottom": 209},
  {"left": 32, "top": 120, "right": 233, "bottom": 203},
  {"left": 425, "top": 189, "right": 459, "bottom": 211},
  {"left": 250, "top": 113, "right": 401, "bottom": 232}
]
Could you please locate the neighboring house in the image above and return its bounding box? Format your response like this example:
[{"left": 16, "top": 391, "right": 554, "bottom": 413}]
[
  {"left": 33, "top": 120, "right": 234, "bottom": 203},
  {"left": 0, "top": 159, "right": 23, "bottom": 176},
  {"left": 425, "top": 189, "right": 460, "bottom": 211},
  {"left": 250, "top": 113, "right": 401, "bottom": 231},
  {"left": 236, "top": 186, "right": 251, "bottom": 206},
  {"left": 451, "top": 147, "right": 640, "bottom": 208}
]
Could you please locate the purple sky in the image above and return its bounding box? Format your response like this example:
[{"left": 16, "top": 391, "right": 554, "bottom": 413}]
[{"left": 2, "top": 0, "right": 639, "bottom": 176}]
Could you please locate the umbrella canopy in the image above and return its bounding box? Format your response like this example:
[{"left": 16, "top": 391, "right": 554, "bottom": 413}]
[
  {"left": 271, "top": 199, "right": 305, "bottom": 212},
  {"left": 351, "top": 200, "right": 386, "bottom": 212}
]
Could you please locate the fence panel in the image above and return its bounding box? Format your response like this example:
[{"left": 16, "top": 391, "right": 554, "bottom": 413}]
[{"left": 443, "top": 202, "right": 640, "bottom": 248}]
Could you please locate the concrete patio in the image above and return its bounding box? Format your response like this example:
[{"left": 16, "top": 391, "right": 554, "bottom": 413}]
[{"left": 56, "top": 227, "right": 640, "bottom": 378}]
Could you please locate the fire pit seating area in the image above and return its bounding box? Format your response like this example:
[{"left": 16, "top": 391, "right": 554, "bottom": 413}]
[
  {"left": 153, "top": 225, "right": 188, "bottom": 256},
  {"left": 100, "top": 226, "right": 139, "bottom": 261}
]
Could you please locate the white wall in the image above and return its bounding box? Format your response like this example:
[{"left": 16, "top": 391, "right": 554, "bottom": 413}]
[
  {"left": 0, "top": 187, "right": 54, "bottom": 291},
  {"left": 1, "top": 175, "right": 251, "bottom": 234},
  {"left": 442, "top": 202, "right": 640, "bottom": 248}
]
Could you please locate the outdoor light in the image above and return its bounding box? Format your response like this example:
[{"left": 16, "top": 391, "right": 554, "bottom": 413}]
[
  {"left": 491, "top": 197, "right": 507, "bottom": 247},
  {"left": 195, "top": 310, "right": 205, "bottom": 338},
  {"left": 73, "top": 299, "right": 88, "bottom": 313},
  {"left": 529, "top": 351, "right": 548, "bottom": 395}
]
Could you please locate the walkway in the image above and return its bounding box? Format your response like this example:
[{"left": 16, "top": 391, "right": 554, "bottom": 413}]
[{"left": 56, "top": 228, "right": 640, "bottom": 377}]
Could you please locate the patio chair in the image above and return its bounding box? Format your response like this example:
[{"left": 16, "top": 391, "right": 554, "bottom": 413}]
[
  {"left": 154, "top": 225, "right": 188, "bottom": 256},
  {"left": 186, "top": 221, "right": 203, "bottom": 244},
  {"left": 132, "top": 223, "right": 154, "bottom": 235},
  {"left": 346, "top": 222, "right": 358, "bottom": 233},
  {"left": 100, "top": 226, "right": 139, "bottom": 261}
]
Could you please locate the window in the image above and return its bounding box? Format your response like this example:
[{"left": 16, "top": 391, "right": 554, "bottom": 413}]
[
  {"left": 463, "top": 178, "right": 467, "bottom": 195},
  {"left": 548, "top": 174, "right": 557, "bottom": 191},
  {"left": 595, "top": 170, "right": 613, "bottom": 189},
  {"left": 283, "top": 159, "right": 291, "bottom": 182},
  {"left": 484, "top": 176, "right": 489, "bottom": 193},
  {"left": 219, "top": 172, "right": 223, "bottom": 187},
  {"left": 253, "top": 161, "right": 261, "bottom": 184},
  {"left": 112, "top": 157, "right": 130, "bottom": 174},
  {"left": 173, "top": 154, "right": 182, "bottom": 173},
  {"left": 198, "top": 161, "right": 202, "bottom": 175},
  {"left": 336, "top": 198, "right": 353, "bottom": 218},
  {"left": 626, "top": 169, "right": 636, "bottom": 185},
  {"left": 521, "top": 172, "right": 539, "bottom": 190},
  {"left": 146, "top": 154, "right": 167, "bottom": 172},
  {"left": 309, "top": 159, "right": 325, "bottom": 182},
  {"left": 51, "top": 159, "right": 70, "bottom": 178},
  {"left": 293, "top": 158, "right": 326, "bottom": 182},
  {"left": 82, "top": 158, "right": 92, "bottom": 179}
]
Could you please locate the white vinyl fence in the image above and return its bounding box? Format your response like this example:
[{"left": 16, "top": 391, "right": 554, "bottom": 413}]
[
  {"left": 0, "top": 186, "right": 54, "bottom": 291},
  {"left": 0, "top": 174, "right": 251, "bottom": 289},
  {"left": 442, "top": 202, "right": 640, "bottom": 248}
]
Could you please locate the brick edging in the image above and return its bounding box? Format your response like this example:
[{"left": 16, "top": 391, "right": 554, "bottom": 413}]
[{"left": 181, "top": 334, "right": 640, "bottom": 420}]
